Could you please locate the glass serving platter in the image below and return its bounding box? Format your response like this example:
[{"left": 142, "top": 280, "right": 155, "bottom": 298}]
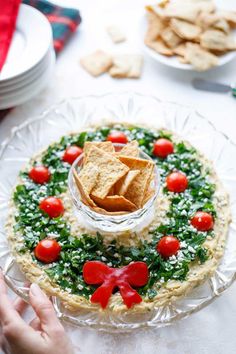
[{"left": 0, "top": 92, "right": 236, "bottom": 332}]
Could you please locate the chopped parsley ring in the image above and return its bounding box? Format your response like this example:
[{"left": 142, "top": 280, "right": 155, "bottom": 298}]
[{"left": 13, "top": 126, "right": 216, "bottom": 300}]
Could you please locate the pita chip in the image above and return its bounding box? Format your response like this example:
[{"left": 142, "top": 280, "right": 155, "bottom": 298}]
[
  {"left": 83, "top": 141, "right": 115, "bottom": 163},
  {"left": 73, "top": 168, "right": 97, "bottom": 207},
  {"left": 86, "top": 146, "right": 129, "bottom": 199},
  {"left": 119, "top": 156, "right": 154, "bottom": 208},
  {"left": 114, "top": 169, "right": 140, "bottom": 196},
  {"left": 91, "top": 195, "right": 137, "bottom": 212},
  {"left": 118, "top": 141, "right": 139, "bottom": 157}
]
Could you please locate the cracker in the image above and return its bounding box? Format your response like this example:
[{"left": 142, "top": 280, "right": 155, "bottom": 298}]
[
  {"left": 91, "top": 195, "right": 137, "bottom": 212},
  {"left": 176, "top": 1, "right": 215, "bottom": 11},
  {"left": 109, "top": 55, "right": 143, "bottom": 79},
  {"left": 193, "top": 1, "right": 216, "bottom": 14},
  {"left": 158, "top": 0, "right": 169, "bottom": 9},
  {"left": 146, "top": 38, "right": 173, "bottom": 56},
  {"left": 200, "top": 29, "right": 236, "bottom": 51},
  {"left": 119, "top": 156, "right": 154, "bottom": 208},
  {"left": 106, "top": 25, "right": 126, "bottom": 43},
  {"left": 73, "top": 168, "right": 97, "bottom": 207},
  {"left": 212, "top": 19, "right": 230, "bottom": 34},
  {"left": 147, "top": 3, "right": 200, "bottom": 23},
  {"left": 172, "top": 43, "right": 187, "bottom": 56},
  {"left": 218, "top": 11, "right": 236, "bottom": 29},
  {"left": 145, "top": 12, "right": 166, "bottom": 43},
  {"left": 185, "top": 43, "right": 218, "bottom": 71},
  {"left": 177, "top": 56, "right": 189, "bottom": 64},
  {"left": 117, "top": 141, "right": 139, "bottom": 157},
  {"left": 197, "top": 13, "right": 230, "bottom": 33},
  {"left": 170, "top": 18, "right": 202, "bottom": 40},
  {"left": 160, "top": 27, "right": 182, "bottom": 48},
  {"left": 86, "top": 146, "right": 129, "bottom": 199},
  {"left": 196, "top": 12, "right": 214, "bottom": 28},
  {"left": 83, "top": 141, "right": 115, "bottom": 163},
  {"left": 80, "top": 50, "right": 113, "bottom": 77},
  {"left": 114, "top": 170, "right": 140, "bottom": 196},
  {"left": 164, "top": 3, "right": 201, "bottom": 23},
  {"left": 145, "top": 5, "right": 166, "bottom": 19}
]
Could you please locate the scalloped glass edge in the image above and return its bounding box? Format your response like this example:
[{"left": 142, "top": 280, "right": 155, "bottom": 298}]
[{"left": 0, "top": 92, "right": 236, "bottom": 333}]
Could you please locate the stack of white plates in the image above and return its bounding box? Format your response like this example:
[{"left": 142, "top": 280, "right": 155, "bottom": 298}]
[{"left": 0, "top": 4, "right": 55, "bottom": 109}]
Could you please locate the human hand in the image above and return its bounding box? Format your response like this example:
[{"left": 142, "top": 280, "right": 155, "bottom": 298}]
[{"left": 0, "top": 271, "right": 74, "bottom": 354}]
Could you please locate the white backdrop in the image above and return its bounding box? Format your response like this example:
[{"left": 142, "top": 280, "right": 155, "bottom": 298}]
[{"left": 1, "top": 1, "right": 236, "bottom": 353}]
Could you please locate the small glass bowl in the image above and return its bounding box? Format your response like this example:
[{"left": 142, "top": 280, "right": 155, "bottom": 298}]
[{"left": 68, "top": 143, "right": 160, "bottom": 233}]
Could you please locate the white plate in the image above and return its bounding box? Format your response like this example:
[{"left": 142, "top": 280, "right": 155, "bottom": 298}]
[
  {"left": 140, "top": 1, "right": 236, "bottom": 71},
  {"left": 0, "top": 50, "right": 55, "bottom": 109},
  {"left": 0, "top": 43, "right": 53, "bottom": 89},
  {"left": 0, "top": 4, "right": 52, "bottom": 82},
  {"left": 0, "top": 46, "right": 53, "bottom": 94}
]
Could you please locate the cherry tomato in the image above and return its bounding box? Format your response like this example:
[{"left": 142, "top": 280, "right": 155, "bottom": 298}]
[
  {"left": 63, "top": 146, "right": 83, "bottom": 165},
  {"left": 34, "top": 239, "right": 61, "bottom": 263},
  {"left": 106, "top": 131, "right": 128, "bottom": 144},
  {"left": 166, "top": 171, "right": 188, "bottom": 193},
  {"left": 39, "top": 197, "right": 64, "bottom": 218},
  {"left": 156, "top": 235, "right": 180, "bottom": 258},
  {"left": 191, "top": 211, "right": 214, "bottom": 231},
  {"left": 153, "top": 138, "right": 174, "bottom": 158},
  {"left": 29, "top": 166, "right": 50, "bottom": 184}
]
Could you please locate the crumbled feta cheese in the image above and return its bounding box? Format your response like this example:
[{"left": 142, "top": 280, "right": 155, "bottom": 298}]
[
  {"left": 188, "top": 246, "right": 196, "bottom": 253},
  {"left": 180, "top": 241, "right": 187, "bottom": 248}
]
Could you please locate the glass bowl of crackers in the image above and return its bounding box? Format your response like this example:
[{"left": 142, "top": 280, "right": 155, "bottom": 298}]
[{"left": 68, "top": 141, "right": 160, "bottom": 233}]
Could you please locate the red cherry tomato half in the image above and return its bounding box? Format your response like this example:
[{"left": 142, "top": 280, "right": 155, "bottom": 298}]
[
  {"left": 34, "top": 239, "right": 61, "bottom": 263},
  {"left": 191, "top": 211, "right": 214, "bottom": 231},
  {"left": 166, "top": 171, "right": 188, "bottom": 193},
  {"left": 153, "top": 138, "right": 174, "bottom": 158},
  {"left": 106, "top": 131, "right": 128, "bottom": 144},
  {"left": 156, "top": 235, "right": 180, "bottom": 258},
  {"left": 29, "top": 166, "right": 50, "bottom": 184},
  {"left": 39, "top": 197, "right": 64, "bottom": 218},
  {"left": 63, "top": 146, "right": 83, "bottom": 165}
]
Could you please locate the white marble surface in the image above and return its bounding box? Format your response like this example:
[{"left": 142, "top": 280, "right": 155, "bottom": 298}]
[{"left": 1, "top": 0, "right": 236, "bottom": 353}]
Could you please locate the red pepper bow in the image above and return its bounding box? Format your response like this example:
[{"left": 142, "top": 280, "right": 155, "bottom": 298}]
[{"left": 83, "top": 261, "right": 149, "bottom": 309}]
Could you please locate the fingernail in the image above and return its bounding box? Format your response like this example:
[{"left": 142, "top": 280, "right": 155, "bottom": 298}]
[{"left": 30, "top": 283, "right": 44, "bottom": 297}]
